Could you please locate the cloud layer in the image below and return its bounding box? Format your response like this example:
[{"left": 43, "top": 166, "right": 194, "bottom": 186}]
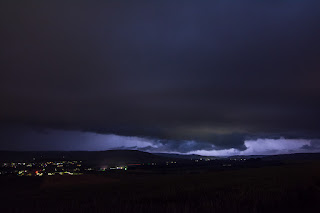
[{"left": 1, "top": 1, "right": 320, "bottom": 151}]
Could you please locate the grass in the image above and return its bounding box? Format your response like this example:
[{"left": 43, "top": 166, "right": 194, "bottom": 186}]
[{"left": 1, "top": 161, "right": 320, "bottom": 213}]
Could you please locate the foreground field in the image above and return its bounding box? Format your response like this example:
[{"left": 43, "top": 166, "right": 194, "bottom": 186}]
[{"left": 1, "top": 161, "right": 320, "bottom": 213}]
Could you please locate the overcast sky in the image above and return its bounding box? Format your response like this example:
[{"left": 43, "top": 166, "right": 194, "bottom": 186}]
[{"left": 1, "top": 1, "right": 320, "bottom": 155}]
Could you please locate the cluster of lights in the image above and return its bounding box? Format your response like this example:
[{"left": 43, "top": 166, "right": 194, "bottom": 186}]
[
  {"left": 229, "top": 158, "right": 247, "bottom": 161},
  {"left": 1, "top": 160, "right": 84, "bottom": 176},
  {"left": 194, "top": 158, "right": 213, "bottom": 162},
  {"left": 100, "top": 166, "right": 128, "bottom": 171},
  {"left": 166, "top": 161, "right": 177, "bottom": 165}
]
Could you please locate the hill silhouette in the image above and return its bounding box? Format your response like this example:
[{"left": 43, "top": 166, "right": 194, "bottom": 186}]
[{"left": 0, "top": 150, "right": 175, "bottom": 166}]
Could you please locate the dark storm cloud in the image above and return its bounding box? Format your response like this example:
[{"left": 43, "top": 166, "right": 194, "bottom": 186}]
[
  {"left": 1, "top": 1, "right": 320, "bottom": 152},
  {"left": 301, "top": 140, "right": 320, "bottom": 151}
]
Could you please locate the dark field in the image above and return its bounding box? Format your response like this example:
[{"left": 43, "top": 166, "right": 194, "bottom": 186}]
[{"left": 1, "top": 161, "right": 320, "bottom": 213}]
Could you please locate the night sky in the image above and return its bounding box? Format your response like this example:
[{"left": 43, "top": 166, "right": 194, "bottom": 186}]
[{"left": 1, "top": 1, "right": 320, "bottom": 155}]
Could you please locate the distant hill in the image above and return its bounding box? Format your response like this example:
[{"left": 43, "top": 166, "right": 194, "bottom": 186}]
[
  {"left": 1, "top": 151, "right": 319, "bottom": 167},
  {"left": 227, "top": 155, "right": 267, "bottom": 159},
  {"left": 0, "top": 150, "right": 176, "bottom": 166},
  {"left": 262, "top": 153, "right": 320, "bottom": 161},
  {"left": 227, "top": 153, "right": 320, "bottom": 161},
  {"left": 153, "top": 153, "right": 220, "bottom": 160}
]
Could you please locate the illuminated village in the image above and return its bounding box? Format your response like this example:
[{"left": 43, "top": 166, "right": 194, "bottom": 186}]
[
  {"left": 0, "top": 155, "right": 256, "bottom": 177},
  {"left": 0, "top": 160, "right": 85, "bottom": 176}
]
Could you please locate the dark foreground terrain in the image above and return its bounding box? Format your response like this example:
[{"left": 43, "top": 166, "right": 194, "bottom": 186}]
[{"left": 1, "top": 160, "right": 320, "bottom": 213}]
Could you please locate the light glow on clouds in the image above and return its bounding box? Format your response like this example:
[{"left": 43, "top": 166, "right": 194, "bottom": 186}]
[
  {"left": 114, "top": 137, "right": 320, "bottom": 156},
  {"left": 189, "top": 138, "right": 316, "bottom": 156}
]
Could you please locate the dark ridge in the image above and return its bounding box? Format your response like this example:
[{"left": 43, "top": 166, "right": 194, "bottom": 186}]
[{"left": 0, "top": 150, "right": 178, "bottom": 166}]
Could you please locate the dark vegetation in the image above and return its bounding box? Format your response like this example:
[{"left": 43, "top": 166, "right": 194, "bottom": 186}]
[{"left": 1, "top": 159, "right": 320, "bottom": 213}]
